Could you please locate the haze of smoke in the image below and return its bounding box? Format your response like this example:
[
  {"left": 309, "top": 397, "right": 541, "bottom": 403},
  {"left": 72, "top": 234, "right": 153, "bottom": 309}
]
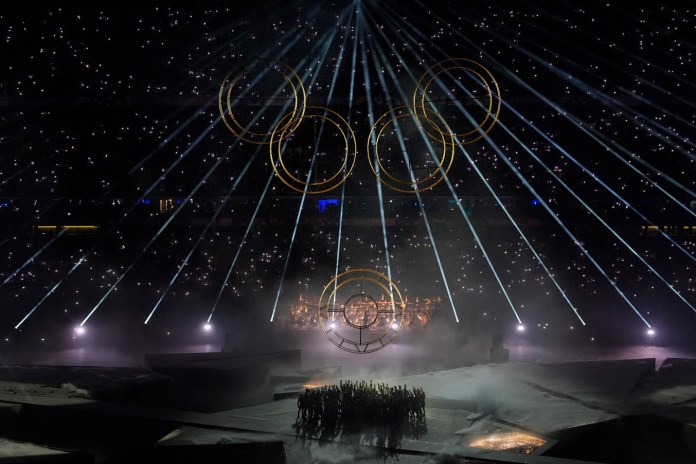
[{"left": 60, "top": 382, "right": 92, "bottom": 399}]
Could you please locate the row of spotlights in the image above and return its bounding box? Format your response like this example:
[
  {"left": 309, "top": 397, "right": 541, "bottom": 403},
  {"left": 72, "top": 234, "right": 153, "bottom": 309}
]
[
  {"left": 72, "top": 324, "right": 215, "bottom": 335},
  {"left": 71, "top": 323, "right": 655, "bottom": 338},
  {"left": 515, "top": 324, "right": 656, "bottom": 337}
]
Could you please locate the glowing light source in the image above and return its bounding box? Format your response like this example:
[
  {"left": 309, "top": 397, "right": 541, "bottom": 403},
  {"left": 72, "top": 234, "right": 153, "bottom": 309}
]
[
  {"left": 647, "top": 328, "right": 655, "bottom": 336},
  {"left": 74, "top": 326, "right": 85, "bottom": 336},
  {"left": 302, "top": 382, "right": 326, "bottom": 390},
  {"left": 203, "top": 322, "right": 212, "bottom": 332},
  {"left": 391, "top": 322, "right": 398, "bottom": 330},
  {"left": 469, "top": 431, "right": 546, "bottom": 453},
  {"left": 517, "top": 324, "right": 526, "bottom": 332}
]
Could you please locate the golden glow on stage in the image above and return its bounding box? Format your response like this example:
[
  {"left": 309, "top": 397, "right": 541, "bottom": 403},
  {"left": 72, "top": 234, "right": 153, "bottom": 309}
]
[{"left": 469, "top": 431, "right": 546, "bottom": 454}]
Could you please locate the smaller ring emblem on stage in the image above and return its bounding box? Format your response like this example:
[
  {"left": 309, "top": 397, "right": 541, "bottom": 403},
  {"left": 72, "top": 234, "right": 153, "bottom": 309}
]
[{"left": 318, "top": 269, "right": 405, "bottom": 354}]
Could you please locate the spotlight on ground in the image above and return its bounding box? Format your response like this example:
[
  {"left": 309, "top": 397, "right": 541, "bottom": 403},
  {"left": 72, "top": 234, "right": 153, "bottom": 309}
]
[
  {"left": 517, "top": 324, "right": 525, "bottom": 332},
  {"left": 203, "top": 322, "right": 212, "bottom": 332},
  {"left": 74, "top": 326, "right": 86, "bottom": 336},
  {"left": 647, "top": 328, "right": 655, "bottom": 336}
]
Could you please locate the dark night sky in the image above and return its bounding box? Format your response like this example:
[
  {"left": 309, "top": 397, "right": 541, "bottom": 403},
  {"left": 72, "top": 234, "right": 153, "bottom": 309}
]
[{"left": 0, "top": 1, "right": 694, "bottom": 349}]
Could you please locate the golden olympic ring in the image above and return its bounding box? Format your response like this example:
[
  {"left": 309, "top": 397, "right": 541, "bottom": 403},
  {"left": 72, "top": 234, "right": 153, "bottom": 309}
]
[
  {"left": 412, "top": 58, "right": 501, "bottom": 146},
  {"left": 367, "top": 105, "right": 455, "bottom": 193},
  {"left": 318, "top": 269, "right": 405, "bottom": 354},
  {"left": 270, "top": 106, "right": 357, "bottom": 194},
  {"left": 218, "top": 59, "right": 306, "bottom": 145}
]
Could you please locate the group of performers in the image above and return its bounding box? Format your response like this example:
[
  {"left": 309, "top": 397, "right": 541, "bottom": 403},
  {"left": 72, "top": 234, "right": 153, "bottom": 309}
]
[{"left": 294, "top": 379, "right": 427, "bottom": 448}]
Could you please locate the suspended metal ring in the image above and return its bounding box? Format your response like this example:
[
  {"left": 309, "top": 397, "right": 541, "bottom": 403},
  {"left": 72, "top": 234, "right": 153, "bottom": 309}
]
[
  {"left": 367, "top": 105, "right": 455, "bottom": 193},
  {"left": 270, "top": 106, "right": 357, "bottom": 194},
  {"left": 412, "top": 58, "right": 501, "bottom": 146},
  {"left": 218, "top": 59, "right": 306, "bottom": 145},
  {"left": 318, "top": 269, "right": 405, "bottom": 354}
]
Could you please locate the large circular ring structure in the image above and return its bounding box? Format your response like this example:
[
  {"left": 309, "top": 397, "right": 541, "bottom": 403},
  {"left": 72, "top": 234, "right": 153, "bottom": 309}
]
[
  {"left": 218, "top": 59, "right": 306, "bottom": 145},
  {"left": 318, "top": 269, "right": 405, "bottom": 354},
  {"left": 412, "top": 58, "right": 501, "bottom": 146},
  {"left": 270, "top": 106, "right": 357, "bottom": 194},
  {"left": 367, "top": 105, "right": 455, "bottom": 194}
]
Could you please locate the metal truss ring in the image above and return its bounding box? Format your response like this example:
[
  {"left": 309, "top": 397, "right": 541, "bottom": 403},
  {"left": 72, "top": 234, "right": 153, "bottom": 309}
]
[
  {"left": 367, "top": 105, "right": 455, "bottom": 193},
  {"left": 412, "top": 58, "right": 501, "bottom": 146},
  {"left": 318, "top": 269, "right": 405, "bottom": 354},
  {"left": 218, "top": 59, "right": 306, "bottom": 145},
  {"left": 270, "top": 106, "right": 357, "bottom": 194}
]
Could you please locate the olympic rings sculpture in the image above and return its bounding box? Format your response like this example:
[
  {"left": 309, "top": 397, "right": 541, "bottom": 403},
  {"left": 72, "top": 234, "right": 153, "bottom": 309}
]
[{"left": 219, "top": 58, "right": 500, "bottom": 194}]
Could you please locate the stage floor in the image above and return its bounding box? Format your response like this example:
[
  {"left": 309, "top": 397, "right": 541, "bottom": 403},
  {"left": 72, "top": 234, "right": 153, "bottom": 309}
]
[{"left": 0, "top": 355, "right": 695, "bottom": 463}]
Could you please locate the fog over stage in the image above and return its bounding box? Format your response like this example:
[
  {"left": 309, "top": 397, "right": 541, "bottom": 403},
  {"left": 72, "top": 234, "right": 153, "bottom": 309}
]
[{"left": 1, "top": 326, "right": 696, "bottom": 463}]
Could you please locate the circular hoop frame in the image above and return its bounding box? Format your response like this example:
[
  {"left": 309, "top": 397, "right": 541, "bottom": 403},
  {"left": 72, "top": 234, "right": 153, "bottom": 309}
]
[
  {"left": 413, "top": 58, "right": 501, "bottom": 146},
  {"left": 270, "top": 106, "right": 357, "bottom": 194},
  {"left": 218, "top": 59, "right": 306, "bottom": 145},
  {"left": 367, "top": 106, "right": 455, "bottom": 193},
  {"left": 318, "top": 269, "right": 405, "bottom": 354}
]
